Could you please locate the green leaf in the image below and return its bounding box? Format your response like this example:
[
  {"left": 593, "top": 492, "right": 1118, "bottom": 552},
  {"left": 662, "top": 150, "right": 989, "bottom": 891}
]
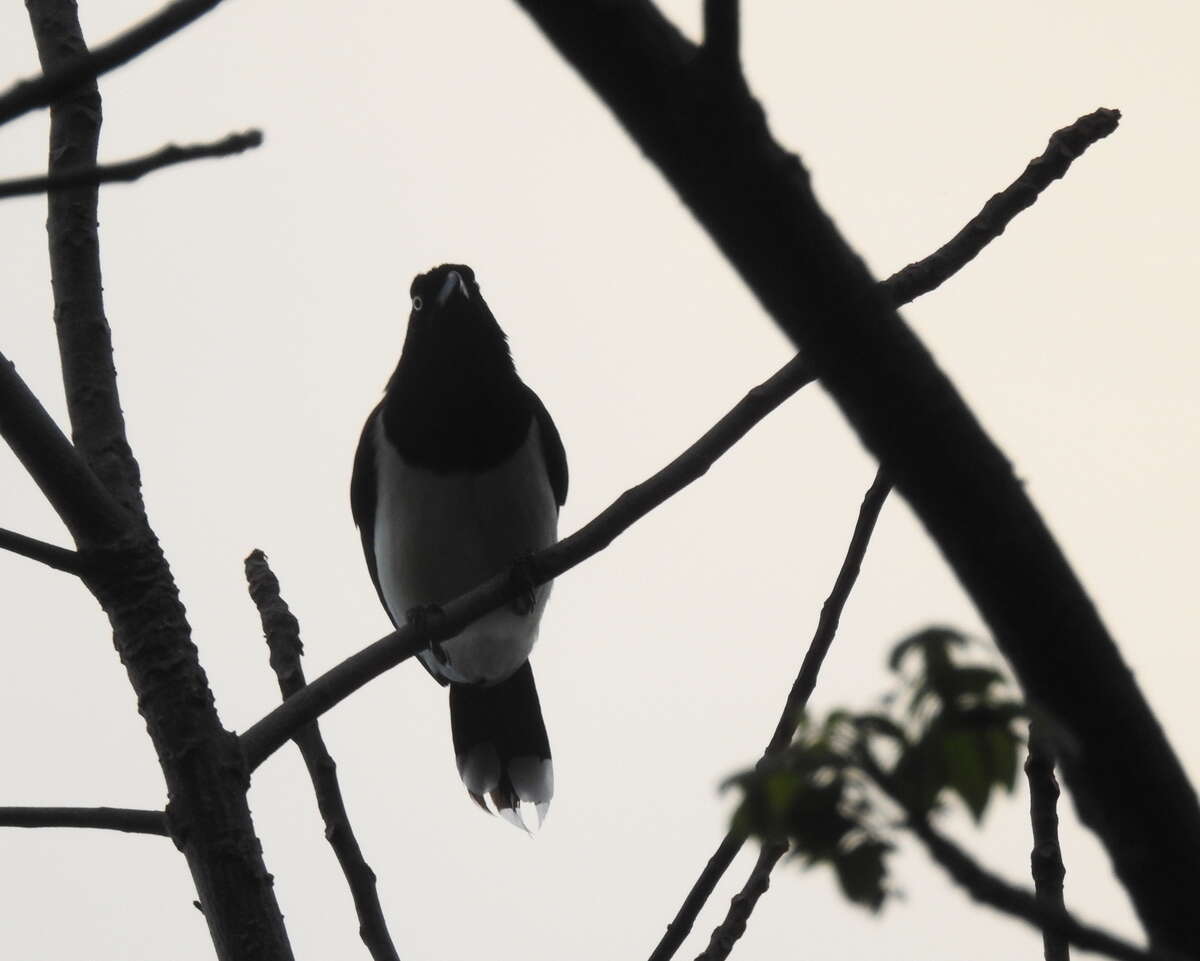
[
  {"left": 832, "top": 837, "right": 893, "bottom": 911},
  {"left": 888, "top": 626, "right": 967, "bottom": 673}
]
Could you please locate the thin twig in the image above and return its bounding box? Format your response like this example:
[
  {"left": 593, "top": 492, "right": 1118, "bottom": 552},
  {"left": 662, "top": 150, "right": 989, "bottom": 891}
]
[
  {"left": 906, "top": 814, "right": 1182, "bottom": 961},
  {"left": 883, "top": 109, "right": 1121, "bottom": 305},
  {"left": 244, "top": 551, "right": 402, "bottom": 961},
  {"left": 0, "top": 806, "right": 167, "bottom": 836},
  {"left": 1027, "top": 721, "right": 1070, "bottom": 961},
  {"left": 0, "top": 0, "right": 231, "bottom": 127},
  {"left": 0, "top": 130, "right": 263, "bottom": 201},
  {"left": 694, "top": 842, "right": 786, "bottom": 961},
  {"left": 238, "top": 108, "right": 1120, "bottom": 777},
  {"left": 0, "top": 526, "right": 83, "bottom": 573},
  {"left": 650, "top": 469, "right": 890, "bottom": 961},
  {"left": 0, "top": 353, "right": 129, "bottom": 543}
]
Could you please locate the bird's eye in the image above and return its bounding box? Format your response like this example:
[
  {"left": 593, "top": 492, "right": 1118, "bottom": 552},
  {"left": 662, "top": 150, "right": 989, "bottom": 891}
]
[{"left": 412, "top": 295, "right": 423, "bottom": 312}]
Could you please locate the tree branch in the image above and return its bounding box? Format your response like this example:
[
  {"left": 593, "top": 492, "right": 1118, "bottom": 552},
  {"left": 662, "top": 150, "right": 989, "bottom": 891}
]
[
  {"left": 0, "top": 351, "right": 129, "bottom": 543},
  {"left": 1027, "top": 721, "right": 1070, "bottom": 961},
  {"left": 0, "top": 805, "right": 167, "bottom": 836},
  {"left": 244, "top": 551, "right": 401, "bottom": 961},
  {"left": 650, "top": 469, "right": 890, "bottom": 961},
  {"left": 694, "top": 842, "right": 786, "bottom": 961},
  {"left": 508, "top": 4, "right": 1200, "bottom": 951},
  {"left": 0, "top": 129, "right": 263, "bottom": 201},
  {"left": 906, "top": 814, "right": 1183, "bottom": 961},
  {"left": 0, "top": 526, "right": 83, "bottom": 573},
  {"left": 28, "top": 0, "right": 144, "bottom": 519},
  {"left": 239, "top": 107, "right": 1117, "bottom": 778},
  {"left": 1, "top": 0, "right": 231, "bottom": 127}
]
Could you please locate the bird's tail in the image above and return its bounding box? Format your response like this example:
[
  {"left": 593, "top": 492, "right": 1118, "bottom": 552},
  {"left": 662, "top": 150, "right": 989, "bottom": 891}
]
[{"left": 449, "top": 660, "right": 553, "bottom": 832}]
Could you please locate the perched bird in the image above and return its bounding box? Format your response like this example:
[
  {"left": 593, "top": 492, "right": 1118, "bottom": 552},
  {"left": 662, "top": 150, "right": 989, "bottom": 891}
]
[{"left": 351, "top": 264, "right": 567, "bottom": 831}]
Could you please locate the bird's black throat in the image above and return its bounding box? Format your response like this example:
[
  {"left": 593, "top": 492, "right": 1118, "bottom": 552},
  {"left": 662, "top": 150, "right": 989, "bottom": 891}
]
[{"left": 381, "top": 309, "right": 532, "bottom": 474}]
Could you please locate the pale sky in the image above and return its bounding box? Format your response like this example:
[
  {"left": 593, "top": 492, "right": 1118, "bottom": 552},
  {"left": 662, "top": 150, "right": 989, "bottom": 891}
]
[{"left": 1, "top": 3, "right": 1197, "bottom": 960}]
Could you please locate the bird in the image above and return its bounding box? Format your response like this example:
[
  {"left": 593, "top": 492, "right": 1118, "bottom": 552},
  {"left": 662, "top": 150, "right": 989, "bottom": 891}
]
[{"left": 350, "top": 264, "right": 567, "bottom": 832}]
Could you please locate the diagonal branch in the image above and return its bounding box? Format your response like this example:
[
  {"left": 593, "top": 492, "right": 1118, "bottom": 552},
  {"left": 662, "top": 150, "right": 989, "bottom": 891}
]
[
  {"left": 702, "top": 0, "right": 740, "bottom": 72},
  {"left": 0, "top": 805, "right": 167, "bottom": 836},
  {"left": 28, "top": 0, "right": 144, "bottom": 519},
  {"left": 244, "top": 551, "right": 401, "bottom": 961},
  {"left": 239, "top": 109, "right": 1119, "bottom": 779},
  {"left": 0, "top": 526, "right": 83, "bottom": 573},
  {"left": 651, "top": 469, "right": 890, "bottom": 961},
  {"left": 0, "top": 351, "right": 129, "bottom": 542},
  {"left": 0, "top": 129, "right": 263, "bottom": 201},
  {"left": 906, "top": 814, "right": 1183, "bottom": 961},
  {"left": 508, "top": 4, "right": 1200, "bottom": 952},
  {"left": 0, "top": 0, "right": 231, "bottom": 127}
]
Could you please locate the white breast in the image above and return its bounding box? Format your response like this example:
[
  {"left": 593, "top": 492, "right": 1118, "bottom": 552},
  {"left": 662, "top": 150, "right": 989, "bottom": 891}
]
[{"left": 372, "top": 417, "right": 558, "bottom": 685}]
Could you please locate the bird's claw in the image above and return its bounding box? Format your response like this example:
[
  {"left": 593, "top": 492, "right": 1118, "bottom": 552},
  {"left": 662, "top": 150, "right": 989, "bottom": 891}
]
[{"left": 405, "top": 604, "right": 448, "bottom": 664}]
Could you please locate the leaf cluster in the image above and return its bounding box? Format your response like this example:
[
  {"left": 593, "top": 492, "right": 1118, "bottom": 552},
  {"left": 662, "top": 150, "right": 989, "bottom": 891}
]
[{"left": 729, "top": 627, "right": 1026, "bottom": 910}]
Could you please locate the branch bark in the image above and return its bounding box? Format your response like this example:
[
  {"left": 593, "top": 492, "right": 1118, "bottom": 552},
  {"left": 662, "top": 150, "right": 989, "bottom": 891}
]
[
  {"left": 245, "top": 551, "right": 402, "bottom": 961},
  {"left": 507, "top": 4, "right": 1200, "bottom": 952},
  {"left": 21, "top": 5, "right": 293, "bottom": 959},
  {"left": 0, "top": 806, "right": 167, "bottom": 835},
  {"left": 0, "top": 129, "right": 262, "bottom": 200}
]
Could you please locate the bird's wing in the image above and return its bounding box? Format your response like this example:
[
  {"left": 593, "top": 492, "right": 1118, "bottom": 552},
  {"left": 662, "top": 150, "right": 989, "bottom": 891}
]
[
  {"left": 351, "top": 401, "right": 446, "bottom": 686},
  {"left": 527, "top": 386, "right": 568, "bottom": 508}
]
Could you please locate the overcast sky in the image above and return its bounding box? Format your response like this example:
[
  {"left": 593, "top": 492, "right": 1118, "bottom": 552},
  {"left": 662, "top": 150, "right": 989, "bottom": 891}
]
[{"left": 1, "top": 2, "right": 1197, "bottom": 959}]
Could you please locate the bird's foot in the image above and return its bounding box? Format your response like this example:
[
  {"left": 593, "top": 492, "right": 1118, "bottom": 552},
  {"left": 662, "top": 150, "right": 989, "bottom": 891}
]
[
  {"left": 508, "top": 553, "right": 541, "bottom": 616},
  {"left": 405, "top": 604, "right": 448, "bottom": 664}
]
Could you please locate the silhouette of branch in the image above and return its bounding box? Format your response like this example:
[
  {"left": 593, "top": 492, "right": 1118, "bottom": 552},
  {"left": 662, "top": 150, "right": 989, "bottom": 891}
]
[
  {"left": 650, "top": 469, "right": 889, "bottom": 961},
  {"left": 244, "top": 551, "right": 401, "bottom": 961},
  {"left": 0, "top": 527, "right": 82, "bottom": 573},
  {"left": 907, "top": 814, "right": 1178, "bottom": 961},
  {"left": 509, "top": 4, "right": 1200, "bottom": 952},
  {"left": 28, "top": 0, "right": 144, "bottom": 517},
  {"left": 0, "top": 806, "right": 167, "bottom": 836},
  {"left": 883, "top": 109, "right": 1119, "bottom": 305},
  {"left": 1027, "top": 721, "right": 1070, "bottom": 961},
  {"left": 694, "top": 841, "right": 786, "bottom": 961},
  {"left": 0, "top": 130, "right": 262, "bottom": 201},
  {"left": 239, "top": 107, "right": 1117, "bottom": 777},
  {"left": 0, "top": 352, "right": 129, "bottom": 543},
  {"left": 0, "top": 0, "right": 231, "bottom": 127}
]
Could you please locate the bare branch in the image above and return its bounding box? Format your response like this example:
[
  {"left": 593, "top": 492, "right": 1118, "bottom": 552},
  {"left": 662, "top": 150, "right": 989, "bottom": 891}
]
[
  {"left": 0, "top": 806, "right": 167, "bottom": 836},
  {"left": 244, "top": 551, "right": 401, "bottom": 961},
  {"left": 694, "top": 842, "right": 785, "bottom": 961},
  {"left": 0, "top": 526, "right": 83, "bottom": 573},
  {"left": 0, "top": 352, "right": 129, "bottom": 542},
  {"left": 27, "top": 0, "right": 144, "bottom": 519},
  {"left": 0, "top": 0, "right": 231, "bottom": 127},
  {"left": 509, "top": 4, "right": 1200, "bottom": 951},
  {"left": 650, "top": 469, "right": 890, "bottom": 961},
  {"left": 907, "top": 814, "right": 1181, "bottom": 961},
  {"left": 883, "top": 108, "right": 1121, "bottom": 305},
  {"left": 0, "top": 129, "right": 263, "bottom": 201},
  {"left": 1027, "top": 721, "right": 1070, "bottom": 961}
]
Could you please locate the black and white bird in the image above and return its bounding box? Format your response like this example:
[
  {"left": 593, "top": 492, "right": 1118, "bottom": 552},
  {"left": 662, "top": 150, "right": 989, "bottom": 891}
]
[{"left": 351, "top": 264, "right": 566, "bottom": 831}]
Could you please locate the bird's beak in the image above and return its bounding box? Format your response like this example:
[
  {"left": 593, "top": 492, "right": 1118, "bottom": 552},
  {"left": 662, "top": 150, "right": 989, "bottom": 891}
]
[{"left": 436, "top": 270, "right": 469, "bottom": 307}]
